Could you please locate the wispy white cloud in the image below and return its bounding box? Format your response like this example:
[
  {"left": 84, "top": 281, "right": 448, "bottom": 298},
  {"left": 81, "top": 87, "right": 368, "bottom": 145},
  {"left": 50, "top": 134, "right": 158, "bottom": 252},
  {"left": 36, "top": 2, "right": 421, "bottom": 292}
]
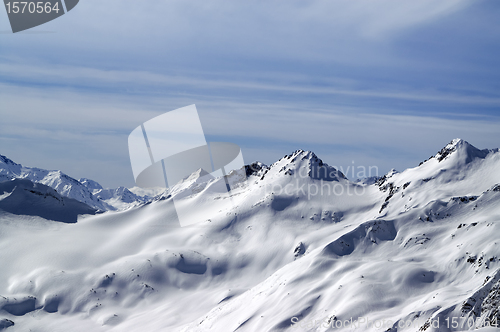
[
  {"left": 1, "top": 79, "right": 498, "bottom": 187},
  {"left": 2, "top": 63, "right": 500, "bottom": 106}
]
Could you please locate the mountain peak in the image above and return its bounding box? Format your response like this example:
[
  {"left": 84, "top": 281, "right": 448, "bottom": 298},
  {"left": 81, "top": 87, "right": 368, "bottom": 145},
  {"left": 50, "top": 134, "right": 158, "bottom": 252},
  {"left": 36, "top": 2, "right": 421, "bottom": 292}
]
[
  {"left": 290, "top": 149, "right": 319, "bottom": 161},
  {"left": 273, "top": 149, "right": 323, "bottom": 167},
  {"left": 188, "top": 168, "right": 212, "bottom": 181},
  {"left": 266, "top": 149, "right": 346, "bottom": 182},
  {"left": 450, "top": 137, "right": 465, "bottom": 146},
  {"left": 435, "top": 138, "right": 490, "bottom": 163},
  {"left": 387, "top": 168, "right": 399, "bottom": 177},
  {"left": 0, "top": 155, "right": 19, "bottom": 167},
  {"left": 79, "top": 178, "right": 103, "bottom": 191},
  {"left": 176, "top": 168, "right": 214, "bottom": 186}
]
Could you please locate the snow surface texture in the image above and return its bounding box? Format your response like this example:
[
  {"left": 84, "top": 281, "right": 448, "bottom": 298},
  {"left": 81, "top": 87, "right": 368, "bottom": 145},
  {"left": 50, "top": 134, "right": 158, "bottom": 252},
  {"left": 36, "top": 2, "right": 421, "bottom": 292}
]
[{"left": 0, "top": 139, "right": 500, "bottom": 331}]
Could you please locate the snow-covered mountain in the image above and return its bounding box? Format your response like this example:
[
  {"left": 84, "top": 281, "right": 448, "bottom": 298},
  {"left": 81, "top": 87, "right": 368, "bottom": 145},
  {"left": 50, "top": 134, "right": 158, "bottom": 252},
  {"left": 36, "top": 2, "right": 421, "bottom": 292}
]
[
  {"left": 78, "top": 177, "right": 154, "bottom": 210},
  {"left": 0, "top": 179, "right": 97, "bottom": 223},
  {"left": 0, "top": 139, "right": 499, "bottom": 332},
  {"left": 0, "top": 155, "right": 111, "bottom": 211},
  {"left": 93, "top": 186, "right": 150, "bottom": 210},
  {"left": 0, "top": 156, "right": 154, "bottom": 211}
]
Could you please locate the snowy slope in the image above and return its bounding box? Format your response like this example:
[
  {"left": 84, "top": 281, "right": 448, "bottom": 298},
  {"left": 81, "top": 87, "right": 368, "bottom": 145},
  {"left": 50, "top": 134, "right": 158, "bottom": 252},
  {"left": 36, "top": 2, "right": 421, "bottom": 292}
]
[{"left": 0, "top": 139, "right": 499, "bottom": 332}]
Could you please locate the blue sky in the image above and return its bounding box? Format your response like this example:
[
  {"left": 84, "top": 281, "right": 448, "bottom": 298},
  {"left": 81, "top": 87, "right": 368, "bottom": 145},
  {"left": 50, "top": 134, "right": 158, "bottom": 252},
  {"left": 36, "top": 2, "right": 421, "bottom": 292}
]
[{"left": 1, "top": 0, "right": 499, "bottom": 188}]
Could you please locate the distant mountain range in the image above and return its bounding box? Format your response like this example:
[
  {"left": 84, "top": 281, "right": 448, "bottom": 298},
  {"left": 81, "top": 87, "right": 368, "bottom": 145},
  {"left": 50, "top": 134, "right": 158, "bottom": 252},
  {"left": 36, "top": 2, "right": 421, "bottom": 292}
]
[{"left": 0, "top": 155, "right": 161, "bottom": 212}]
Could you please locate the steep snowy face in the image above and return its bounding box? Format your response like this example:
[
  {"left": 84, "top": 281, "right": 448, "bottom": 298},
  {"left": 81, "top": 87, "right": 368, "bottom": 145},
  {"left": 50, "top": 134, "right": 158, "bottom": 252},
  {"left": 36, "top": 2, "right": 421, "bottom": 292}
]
[
  {"left": 435, "top": 138, "right": 495, "bottom": 165},
  {"left": 0, "top": 155, "right": 22, "bottom": 182},
  {"left": 355, "top": 176, "right": 380, "bottom": 186},
  {"left": 167, "top": 168, "right": 215, "bottom": 196},
  {"left": 79, "top": 178, "right": 104, "bottom": 192},
  {"left": 38, "top": 171, "right": 113, "bottom": 211},
  {"left": 0, "top": 155, "right": 16, "bottom": 166},
  {"left": 374, "top": 139, "right": 500, "bottom": 218},
  {"left": 182, "top": 168, "right": 213, "bottom": 183},
  {"left": 260, "top": 149, "right": 347, "bottom": 182}
]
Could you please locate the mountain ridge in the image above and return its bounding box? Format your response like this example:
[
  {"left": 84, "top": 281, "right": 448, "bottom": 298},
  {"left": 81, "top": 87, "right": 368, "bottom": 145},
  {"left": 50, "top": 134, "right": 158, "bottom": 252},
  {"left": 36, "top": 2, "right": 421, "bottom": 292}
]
[
  {"left": 1, "top": 138, "right": 498, "bottom": 217},
  {"left": 0, "top": 155, "right": 152, "bottom": 211},
  {"left": 0, "top": 178, "right": 97, "bottom": 222},
  {"left": 0, "top": 139, "right": 499, "bottom": 331}
]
